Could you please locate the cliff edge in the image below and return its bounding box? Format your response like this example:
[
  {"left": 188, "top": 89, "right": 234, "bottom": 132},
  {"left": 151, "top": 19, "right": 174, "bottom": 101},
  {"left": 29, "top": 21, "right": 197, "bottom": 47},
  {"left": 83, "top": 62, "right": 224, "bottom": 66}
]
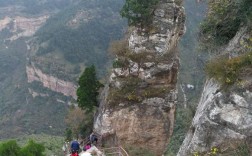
[
  {"left": 178, "top": 26, "right": 252, "bottom": 155},
  {"left": 94, "top": 0, "right": 185, "bottom": 155}
]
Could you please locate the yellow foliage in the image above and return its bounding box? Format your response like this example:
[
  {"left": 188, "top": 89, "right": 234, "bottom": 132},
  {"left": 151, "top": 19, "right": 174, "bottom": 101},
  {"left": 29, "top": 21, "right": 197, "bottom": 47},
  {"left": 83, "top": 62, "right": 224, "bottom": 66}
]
[
  {"left": 206, "top": 51, "right": 252, "bottom": 87},
  {"left": 193, "top": 152, "right": 199, "bottom": 156},
  {"left": 211, "top": 147, "right": 218, "bottom": 155}
]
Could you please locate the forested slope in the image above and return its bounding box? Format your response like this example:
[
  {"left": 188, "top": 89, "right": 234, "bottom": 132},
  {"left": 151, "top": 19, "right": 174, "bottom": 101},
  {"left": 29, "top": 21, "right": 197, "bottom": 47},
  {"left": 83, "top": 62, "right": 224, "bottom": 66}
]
[
  {"left": 0, "top": 0, "right": 125, "bottom": 139},
  {"left": 32, "top": 0, "right": 126, "bottom": 77}
]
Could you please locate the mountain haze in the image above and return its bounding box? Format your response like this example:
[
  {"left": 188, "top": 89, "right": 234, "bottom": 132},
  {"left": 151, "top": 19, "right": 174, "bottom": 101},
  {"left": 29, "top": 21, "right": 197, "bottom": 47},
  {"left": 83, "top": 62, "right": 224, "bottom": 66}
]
[{"left": 0, "top": 0, "right": 125, "bottom": 139}]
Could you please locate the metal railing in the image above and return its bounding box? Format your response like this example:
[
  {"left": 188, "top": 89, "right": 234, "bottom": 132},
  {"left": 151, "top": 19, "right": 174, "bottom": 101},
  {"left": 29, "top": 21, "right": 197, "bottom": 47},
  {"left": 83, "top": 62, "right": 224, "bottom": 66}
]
[
  {"left": 101, "top": 146, "right": 129, "bottom": 156},
  {"left": 81, "top": 132, "right": 129, "bottom": 156},
  {"left": 81, "top": 131, "right": 102, "bottom": 147}
]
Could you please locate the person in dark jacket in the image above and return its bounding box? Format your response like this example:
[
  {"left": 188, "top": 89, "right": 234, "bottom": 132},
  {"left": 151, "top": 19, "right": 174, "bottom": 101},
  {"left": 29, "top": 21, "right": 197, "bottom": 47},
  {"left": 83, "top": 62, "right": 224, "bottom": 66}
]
[
  {"left": 90, "top": 132, "right": 98, "bottom": 144},
  {"left": 70, "top": 140, "right": 80, "bottom": 155}
]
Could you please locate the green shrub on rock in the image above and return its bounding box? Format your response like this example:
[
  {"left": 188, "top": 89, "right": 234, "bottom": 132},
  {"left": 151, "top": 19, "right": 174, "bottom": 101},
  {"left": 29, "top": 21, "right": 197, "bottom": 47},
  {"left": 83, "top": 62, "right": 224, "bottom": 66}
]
[
  {"left": 205, "top": 51, "right": 252, "bottom": 86},
  {"left": 120, "top": 0, "right": 159, "bottom": 28},
  {"left": 199, "top": 0, "right": 252, "bottom": 49}
]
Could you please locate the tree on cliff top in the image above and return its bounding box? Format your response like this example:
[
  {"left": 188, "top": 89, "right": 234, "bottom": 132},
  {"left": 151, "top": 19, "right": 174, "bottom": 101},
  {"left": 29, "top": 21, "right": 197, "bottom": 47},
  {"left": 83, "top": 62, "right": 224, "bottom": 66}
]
[
  {"left": 77, "top": 65, "right": 103, "bottom": 112},
  {"left": 120, "top": 0, "right": 159, "bottom": 28}
]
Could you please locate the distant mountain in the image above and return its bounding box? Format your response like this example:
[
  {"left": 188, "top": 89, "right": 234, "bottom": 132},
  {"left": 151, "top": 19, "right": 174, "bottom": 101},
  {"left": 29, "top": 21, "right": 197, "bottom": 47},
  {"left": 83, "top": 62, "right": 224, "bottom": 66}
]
[
  {"left": 0, "top": 0, "right": 78, "bottom": 15},
  {"left": 0, "top": 0, "right": 125, "bottom": 139},
  {"left": 32, "top": 0, "right": 126, "bottom": 78}
]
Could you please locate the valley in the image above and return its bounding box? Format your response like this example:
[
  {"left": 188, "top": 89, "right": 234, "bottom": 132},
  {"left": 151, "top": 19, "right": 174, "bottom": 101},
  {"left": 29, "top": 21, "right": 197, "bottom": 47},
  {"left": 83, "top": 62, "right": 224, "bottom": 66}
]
[{"left": 0, "top": 0, "right": 125, "bottom": 140}]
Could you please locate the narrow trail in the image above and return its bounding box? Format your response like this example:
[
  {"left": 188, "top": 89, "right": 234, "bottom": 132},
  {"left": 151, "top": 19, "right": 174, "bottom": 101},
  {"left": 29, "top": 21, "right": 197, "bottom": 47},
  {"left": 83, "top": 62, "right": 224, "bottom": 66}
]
[{"left": 64, "top": 132, "right": 129, "bottom": 156}]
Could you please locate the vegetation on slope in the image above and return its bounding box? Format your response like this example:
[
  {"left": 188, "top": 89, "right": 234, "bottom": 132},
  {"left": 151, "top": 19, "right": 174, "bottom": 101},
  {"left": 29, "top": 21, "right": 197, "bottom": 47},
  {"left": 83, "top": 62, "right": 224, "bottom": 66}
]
[
  {"left": 64, "top": 107, "right": 93, "bottom": 140},
  {"left": 0, "top": 140, "right": 45, "bottom": 156},
  {"left": 201, "top": 0, "right": 252, "bottom": 87},
  {"left": 34, "top": 0, "right": 126, "bottom": 77},
  {"left": 197, "top": 0, "right": 252, "bottom": 154},
  {"left": 65, "top": 65, "right": 102, "bottom": 141},
  {"left": 107, "top": 39, "right": 175, "bottom": 107},
  {"left": 165, "top": 108, "right": 195, "bottom": 155},
  {"left": 120, "top": 0, "right": 158, "bottom": 28},
  {"left": 0, "top": 38, "right": 36, "bottom": 138},
  {"left": 206, "top": 51, "right": 252, "bottom": 86},
  {"left": 0, "top": 134, "right": 65, "bottom": 156},
  {"left": 0, "top": 0, "right": 74, "bottom": 15},
  {"left": 192, "top": 142, "right": 250, "bottom": 156},
  {"left": 199, "top": 0, "right": 252, "bottom": 50},
  {"left": 0, "top": 0, "right": 125, "bottom": 139}
]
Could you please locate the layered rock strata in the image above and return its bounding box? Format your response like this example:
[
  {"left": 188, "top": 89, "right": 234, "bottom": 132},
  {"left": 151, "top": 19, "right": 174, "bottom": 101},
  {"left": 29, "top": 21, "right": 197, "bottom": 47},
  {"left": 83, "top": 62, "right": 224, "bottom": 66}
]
[
  {"left": 26, "top": 64, "right": 77, "bottom": 99},
  {"left": 94, "top": 0, "right": 185, "bottom": 155},
  {"left": 0, "top": 15, "right": 49, "bottom": 41}
]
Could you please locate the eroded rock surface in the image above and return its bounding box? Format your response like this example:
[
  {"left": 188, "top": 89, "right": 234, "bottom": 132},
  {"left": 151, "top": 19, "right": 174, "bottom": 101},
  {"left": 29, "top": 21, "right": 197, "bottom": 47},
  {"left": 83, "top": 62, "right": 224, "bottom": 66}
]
[
  {"left": 94, "top": 0, "right": 185, "bottom": 155},
  {"left": 178, "top": 27, "right": 252, "bottom": 156},
  {"left": 26, "top": 64, "right": 77, "bottom": 99},
  {"left": 177, "top": 78, "right": 252, "bottom": 155},
  {"left": 0, "top": 15, "right": 49, "bottom": 41}
]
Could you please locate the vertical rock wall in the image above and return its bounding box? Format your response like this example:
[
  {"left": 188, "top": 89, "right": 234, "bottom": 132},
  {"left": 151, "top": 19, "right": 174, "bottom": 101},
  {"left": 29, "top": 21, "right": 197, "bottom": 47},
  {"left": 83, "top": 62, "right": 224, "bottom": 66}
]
[
  {"left": 94, "top": 0, "right": 185, "bottom": 155},
  {"left": 178, "top": 27, "right": 252, "bottom": 156},
  {"left": 26, "top": 64, "right": 77, "bottom": 99}
]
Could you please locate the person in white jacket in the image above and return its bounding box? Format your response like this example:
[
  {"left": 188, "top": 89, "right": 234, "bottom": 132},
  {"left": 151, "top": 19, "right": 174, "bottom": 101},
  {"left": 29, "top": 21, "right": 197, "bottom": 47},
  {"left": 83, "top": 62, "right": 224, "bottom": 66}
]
[{"left": 62, "top": 141, "right": 69, "bottom": 155}]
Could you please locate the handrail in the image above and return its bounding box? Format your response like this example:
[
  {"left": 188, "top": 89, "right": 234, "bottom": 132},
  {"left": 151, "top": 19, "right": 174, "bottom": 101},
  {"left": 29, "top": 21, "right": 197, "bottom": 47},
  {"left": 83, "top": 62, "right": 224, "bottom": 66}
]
[
  {"left": 81, "top": 131, "right": 129, "bottom": 156},
  {"left": 100, "top": 147, "right": 119, "bottom": 150},
  {"left": 100, "top": 146, "right": 129, "bottom": 156},
  {"left": 119, "top": 146, "right": 129, "bottom": 156},
  {"left": 81, "top": 131, "right": 102, "bottom": 147}
]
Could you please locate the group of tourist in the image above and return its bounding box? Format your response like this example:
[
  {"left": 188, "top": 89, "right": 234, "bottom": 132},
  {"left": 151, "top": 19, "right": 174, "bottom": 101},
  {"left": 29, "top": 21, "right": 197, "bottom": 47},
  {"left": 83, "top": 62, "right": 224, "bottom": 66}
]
[{"left": 62, "top": 132, "right": 98, "bottom": 156}]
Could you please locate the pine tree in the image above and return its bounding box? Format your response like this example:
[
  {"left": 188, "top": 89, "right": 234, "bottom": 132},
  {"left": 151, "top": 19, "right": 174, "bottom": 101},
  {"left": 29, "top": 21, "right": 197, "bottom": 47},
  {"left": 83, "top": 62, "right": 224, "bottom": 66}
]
[{"left": 77, "top": 65, "right": 103, "bottom": 112}]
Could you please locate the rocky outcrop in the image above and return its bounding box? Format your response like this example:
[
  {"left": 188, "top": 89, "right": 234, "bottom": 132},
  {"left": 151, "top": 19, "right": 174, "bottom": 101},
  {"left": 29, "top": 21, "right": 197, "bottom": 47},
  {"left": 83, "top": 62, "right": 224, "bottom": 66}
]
[
  {"left": 67, "top": 10, "right": 94, "bottom": 28},
  {"left": 94, "top": 0, "right": 185, "bottom": 155},
  {"left": 6, "top": 13, "right": 79, "bottom": 99},
  {"left": 177, "top": 79, "right": 252, "bottom": 155},
  {"left": 177, "top": 27, "right": 252, "bottom": 155},
  {"left": 26, "top": 64, "right": 77, "bottom": 99},
  {"left": 0, "top": 15, "right": 49, "bottom": 41}
]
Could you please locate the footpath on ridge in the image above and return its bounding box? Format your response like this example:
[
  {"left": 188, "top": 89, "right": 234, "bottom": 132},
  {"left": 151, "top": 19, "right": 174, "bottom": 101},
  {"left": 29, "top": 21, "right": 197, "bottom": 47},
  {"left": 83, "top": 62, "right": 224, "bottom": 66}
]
[{"left": 65, "top": 131, "right": 129, "bottom": 156}]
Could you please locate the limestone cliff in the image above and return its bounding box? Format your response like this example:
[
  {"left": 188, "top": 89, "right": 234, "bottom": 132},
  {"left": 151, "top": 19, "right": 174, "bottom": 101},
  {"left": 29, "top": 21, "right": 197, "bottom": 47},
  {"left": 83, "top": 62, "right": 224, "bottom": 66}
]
[
  {"left": 0, "top": 15, "right": 49, "bottom": 41},
  {"left": 177, "top": 27, "right": 252, "bottom": 155},
  {"left": 94, "top": 0, "right": 185, "bottom": 155},
  {"left": 0, "top": 14, "right": 77, "bottom": 99},
  {"left": 26, "top": 63, "right": 77, "bottom": 99}
]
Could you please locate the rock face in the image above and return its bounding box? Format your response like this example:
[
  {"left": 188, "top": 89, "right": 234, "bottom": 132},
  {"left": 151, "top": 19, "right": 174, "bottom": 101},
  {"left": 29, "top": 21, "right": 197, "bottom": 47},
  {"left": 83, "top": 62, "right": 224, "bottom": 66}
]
[
  {"left": 26, "top": 64, "right": 77, "bottom": 99},
  {"left": 94, "top": 0, "right": 185, "bottom": 155},
  {"left": 0, "top": 14, "right": 77, "bottom": 98},
  {"left": 0, "top": 15, "right": 49, "bottom": 41},
  {"left": 67, "top": 10, "right": 94, "bottom": 28},
  {"left": 177, "top": 27, "right": 252, "bottom": 155}
]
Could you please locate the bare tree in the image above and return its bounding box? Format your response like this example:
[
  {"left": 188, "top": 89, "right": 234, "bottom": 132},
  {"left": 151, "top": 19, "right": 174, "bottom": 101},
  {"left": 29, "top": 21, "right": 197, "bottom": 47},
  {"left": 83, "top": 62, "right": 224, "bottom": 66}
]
[{"left": 65, "top": 107, "right": 86, "bottom": 139}]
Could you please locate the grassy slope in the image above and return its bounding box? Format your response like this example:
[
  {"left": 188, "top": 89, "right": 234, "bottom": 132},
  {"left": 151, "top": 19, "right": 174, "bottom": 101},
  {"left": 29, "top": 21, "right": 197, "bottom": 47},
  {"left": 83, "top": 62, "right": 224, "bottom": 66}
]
[{"left": 0, "top": 134, "right": 65, "bottom": 156}]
